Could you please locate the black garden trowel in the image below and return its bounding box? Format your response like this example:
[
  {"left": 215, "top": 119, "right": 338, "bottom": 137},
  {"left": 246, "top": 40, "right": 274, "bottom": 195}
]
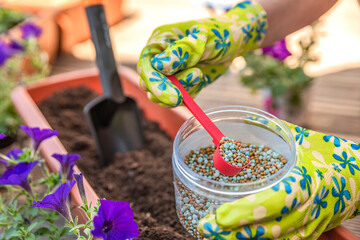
[{"left": 83, "top": 0, "right": 144, "bottom": 166}]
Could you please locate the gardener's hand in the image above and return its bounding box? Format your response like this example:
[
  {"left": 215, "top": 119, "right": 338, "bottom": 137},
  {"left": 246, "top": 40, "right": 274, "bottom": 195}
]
[
  {"left": 137, "top": 1, "right": 267, "bottom": 106},
  {"left": 198, "top": 122, "right": 360, "bottom": 239}
]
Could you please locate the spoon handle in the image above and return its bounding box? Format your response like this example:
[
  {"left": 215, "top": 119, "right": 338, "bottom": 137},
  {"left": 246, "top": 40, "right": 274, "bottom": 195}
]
[{"left": 168, "top": 75, "right": 224, "bottom": 145}]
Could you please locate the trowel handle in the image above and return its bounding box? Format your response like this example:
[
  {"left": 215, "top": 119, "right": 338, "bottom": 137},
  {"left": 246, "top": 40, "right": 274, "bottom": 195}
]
[
  {"left": 84, "top": 1, "right": 125, "bottom": 101},
  {"left": 168, "top": 75, "right": 224, "bottom": 145}
]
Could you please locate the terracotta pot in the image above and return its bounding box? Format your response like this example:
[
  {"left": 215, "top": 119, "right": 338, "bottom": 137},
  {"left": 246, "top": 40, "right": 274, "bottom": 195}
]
[
  {"left": 10, "top": 66, "right": 359, "bottom": 240},
  {"left": 56, "top": 0, "right": 125, "bottom": 53},
  {"left": 2, "top": 0, "right": 125, "bottom": 56}
]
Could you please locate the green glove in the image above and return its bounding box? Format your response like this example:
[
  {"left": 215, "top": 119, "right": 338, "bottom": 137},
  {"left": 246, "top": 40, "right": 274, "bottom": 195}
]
[
  {"left": 137, "top": 1, "right": 267, "bottom": 106},
  {"left": 198, "top": 122, "right": 360, "bottom": 239}
]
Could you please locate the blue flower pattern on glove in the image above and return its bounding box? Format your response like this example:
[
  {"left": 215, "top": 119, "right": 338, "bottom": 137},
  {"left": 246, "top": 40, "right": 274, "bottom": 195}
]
[
  {"left": 172, "top": 47, "right": 189, "bottom": 70},
  {"left": 276, "top": 198, "right": 300, "bottom": 222},
  {"left": 331, "top": 163, "right": 342, "bottom": 173},
  {"left": 312, "top": 186, "right": 329, "bottom": 219},
  {"left": 332, "top": 176, "right": 351, "bottom": 214},
  {"left": 236, "top": 225, "right": 270, "bottom": 240},
  {"left": 203, "top": 223, "right": 230, "bottom": 240},
  {"left": 164, "top": 38, "right": 176, "bottom": 44},
  {"left": 195, "top": 80, "right": 207, "bottom": 93},
  {"left": 351, "top": 143, "right": 360, "bottom": 150},
  {"left": 151, "top": 52, "right": 171, "bottom": 71},
  {"left": 212, "top": 29, "right": 231, "bottom": 56},
  {"left": 293, "top": 166, "right": 312, "bottom": 196},
  {"left": 179, "top": 73, "right": 200, "bottom": 90},
  {"left": 235, "top": 1, "right": 252, "bottom": 9},
  {"left": 272, "top": 176, "right": 296, "bottom": 194},
  {"left": 323, "top": 135, "right": 347, "bottom": 147},
  {"left": 149, "top": 72, "right": 171, "bottom": 91},
  {"left": 242, "top": 25, "right": 254, "bottom": 43},
  {"left": 187, "top": 28, "right": 200, "bottom": 39},
  {"left": 316, "top": 169, "right": 324, "bottom": 180},
  {"left": 178, "top": 28, "right": 200, "bottom": 39},
  {"left": 333, "top": 151, "right": 360, "bottom": 175},
  {"left": 295, "top": 127, "right": 309, "bottom": 145},
  {"left": 254, "top": 19, "right": 266, "bottom": 42}
]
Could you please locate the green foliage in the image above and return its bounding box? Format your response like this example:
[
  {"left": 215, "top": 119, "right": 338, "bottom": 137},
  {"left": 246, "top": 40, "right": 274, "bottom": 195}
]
[
  {"left": 0, "top": 134, "right": 99, "bottom": 239},
  {"left": 0, "top": 8, "right": 27, "bottom": 34},
  {"left": 240, "top": 23, "right": 319, "bottom": 107},
  {"left": 0, "top": 9, "right": 50, "bottom": 137},
  {"left": 0, "top": 153, "right": 70, "bottom": 239}
]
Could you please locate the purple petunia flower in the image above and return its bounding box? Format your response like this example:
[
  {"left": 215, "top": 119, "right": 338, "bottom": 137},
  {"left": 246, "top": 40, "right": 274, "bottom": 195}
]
[
  {"left": 20, "top": 22, "right": 42, "bottom": 39},
  {"left": 32, "top": 180, "right": 75, "bottom": 222},
  {"left": 262, "top": 39, "right": 291, "bottom": 61},
  {"left": 91, "top": 200, "right": 139, "bottom": 240},
  {"left": 0, "top": 161, "right": 37, "bottom": 194},
  {"left": 9, "top": 40, "right": 24, "bottom": 51},
  {"left": 20, "top": 125, "right": 59, "bottom": 151},
  {"left": 0, "top": 40, "right": 19, "bottom": 66},
  {"left": 0, "top": 133, "right": 5, "bottom": 140},
  {"left": 74, "top": 173, "right": 87, "bottom": 205},
  {"left": 0, "top": 147, "right": 24, "bottom": 166},
  {"left": 52, "top": 153, "right": 80, "bottom": 181}
]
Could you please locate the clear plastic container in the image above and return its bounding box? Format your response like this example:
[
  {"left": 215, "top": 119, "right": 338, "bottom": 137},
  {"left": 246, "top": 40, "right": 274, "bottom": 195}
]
[{"left": 172, "top": 106, "right": 297, "bottom": 239}]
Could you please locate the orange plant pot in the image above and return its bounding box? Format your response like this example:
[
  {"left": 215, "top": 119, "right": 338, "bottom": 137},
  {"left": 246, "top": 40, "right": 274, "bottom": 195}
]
[
  {"left": 57, "top": 0, "right": 125, "bottom": 53},
  {"left": 10, "top": 66, "right": 360, "bottom": 240},
  {"left": 3, "top": 0, "right": 125, "bottom": 55}
]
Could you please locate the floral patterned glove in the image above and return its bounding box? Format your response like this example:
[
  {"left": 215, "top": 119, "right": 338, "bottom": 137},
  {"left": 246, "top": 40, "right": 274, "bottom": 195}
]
[
  {"left": 137, "top": 1, "right": 267, "bottom": 106},
  {"left": 198, "top": 123, "right": 360, "bottom": 240}
]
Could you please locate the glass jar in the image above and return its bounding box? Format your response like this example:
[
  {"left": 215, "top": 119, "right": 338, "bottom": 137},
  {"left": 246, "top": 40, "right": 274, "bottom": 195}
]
[{"left": 172, "top": 106, "right": 297, "bottom": 239}]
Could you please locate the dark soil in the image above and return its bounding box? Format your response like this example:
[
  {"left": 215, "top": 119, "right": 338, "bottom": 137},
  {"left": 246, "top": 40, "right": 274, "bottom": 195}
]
[{"left": 38, "top": 87, "right": 192, "bottom": 240}]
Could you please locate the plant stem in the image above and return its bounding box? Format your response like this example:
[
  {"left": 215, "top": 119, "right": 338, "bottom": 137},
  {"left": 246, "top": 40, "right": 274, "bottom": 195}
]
[{"left": 0, "top": 153, "right": 18, "bottom": 165}]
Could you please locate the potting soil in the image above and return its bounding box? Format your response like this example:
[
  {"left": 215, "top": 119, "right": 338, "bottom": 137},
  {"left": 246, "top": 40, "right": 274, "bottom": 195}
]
[{"left": 39, "top": 87, "right": 192, "bottom": 239}]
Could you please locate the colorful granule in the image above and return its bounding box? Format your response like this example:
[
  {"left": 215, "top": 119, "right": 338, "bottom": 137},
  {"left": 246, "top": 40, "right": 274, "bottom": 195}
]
[
  {"left": 176, "top": 141, "right": 288, "bottom": 239},
  {"left": 185, "top": 140, "right": 287, "bottom": 183}
]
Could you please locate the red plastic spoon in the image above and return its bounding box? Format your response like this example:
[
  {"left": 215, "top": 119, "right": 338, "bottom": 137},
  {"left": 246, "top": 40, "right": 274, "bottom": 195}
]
[{"left": 168, "top": 75, "right": 249, "bottom": 176}]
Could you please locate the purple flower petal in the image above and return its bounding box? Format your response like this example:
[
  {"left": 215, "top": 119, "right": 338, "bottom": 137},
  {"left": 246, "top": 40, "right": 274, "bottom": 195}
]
[
  {"left": 262, "top": 39, "right": 291, "bottom": 61},
  {"left": 7, "top": 147, "right": 24, "bottom": 160},
  {"left": 0, "top": 147, "right": 24, "bottom": 166},
  {"left": 20, "top": 22, "right": 42, "bottom": 39},
  {"left": 20, "top": 125, "right": 58, "bottom": 151},
  {"left": 0, "top": 133, "right": 5, "bottom": 140},
  {"left": 32, "top": 180, "right": 75, "bottom": 222},
  {"left": 0, "top": 161, "right": 37, "bottom": 194},
  {"left": 52, "top": 153, "right": 80, "bottom": 181},
  {"left": 91, "top": 200, "right": 139, "bottom": 240},
  {"left": 9, "top": 40, "right": 24, "bottom": 51},
  {"left": 74, "top": 173, "right": 87, "bottom": 205},
  {"left": 0, "top": 41, "right": 19, "bottom": 66}
]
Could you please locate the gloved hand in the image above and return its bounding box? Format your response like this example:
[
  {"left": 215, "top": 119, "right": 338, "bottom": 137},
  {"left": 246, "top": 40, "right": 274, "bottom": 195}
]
[
  {"left": 137, "top": 1, "right": 267, "bottom": 106},
  {"left": 198, "top": 122, "right": 360, "bottom": 240}
]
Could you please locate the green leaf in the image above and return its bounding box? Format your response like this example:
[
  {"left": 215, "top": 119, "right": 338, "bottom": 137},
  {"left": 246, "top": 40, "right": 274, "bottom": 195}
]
[
  {"left": 34, "top": 227, "right": 51, "bottom": 236},
  {"left": 13, "top": 212, "right": 22, "bottom": 221},
  {"left": 27, "top": 219, "right": 45, "bottom": 232},
  {"left": 0, "top": 213, "right": 10, "bottom": 221},
  {"left": 49, "top": 223, "right": 58, "bottom": 232},
  {"left": 5, "top": 227, "right": 15, "bottom": 239},
  {"left": 59, "top": 227, "right": 72, "bottom": 236},
  {"left": 27, "top": 233, "right": 36, "bottom": 240},
  {"left": 9, "top": 230, "right": 21, "bottom": 237},
  {"left": 69, "top": 224, "right": 86, "bottom": 232},
  {"left": 28, "top": 207, "right": 38, "bottom": 217},
  {"left": 85, "top": 219, "right": 93, "bottom": 228}
]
